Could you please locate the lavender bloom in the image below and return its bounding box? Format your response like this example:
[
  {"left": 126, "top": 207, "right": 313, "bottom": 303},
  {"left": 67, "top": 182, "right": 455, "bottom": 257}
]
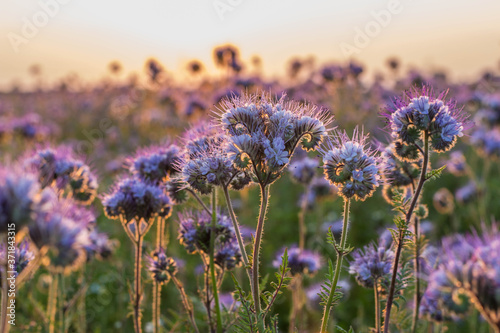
[
  {"left": 179, "top": 122, "right": 251, "bottom": 194},
  {"left": 165, "top": 178, "right": 189, "bottom": 204},
  {"left": 0, "top": 240, "right": 34, "bottom": 276},
  {"left": 0, "top": 168, "right": 52, "bottom": 232},
  {"left": 128, "top": 144, "right": 181, "bottom": 184},
  {"left": 103, "top": 177, "right": 172, "bottom": 223},
  {"left": 455, "top": 181, "right": 479, "bottom": 204},
  {"left": 178, "top": 209, "right": 240, "bottom": 270},
  {"left": 217, "top": 92, "right": 333, "bottom": 186},
  {"left": 471, "top": 127, "right": 500, "bottom": 159},
  {"left": 289, "top": 157, "right": 319, "bottom": 185},
  {"left": 383, "top": 86, "right": 470, "bottom": 159},
  {"left": 321, "top": 128, "right": 382, "bottom": 201},
  {"left": 85, "top": 230, "right": 115, "bottom": 260},
  {"left": 24, "top": 146, "right": 98, "bottom": 204},
  {"left": 380, "top": 143, "right": 420, "bottom": 187},
  {"left": 29, "top": 198, "right": 91, "bottom": 273},
  {"left": 273, "top": 246, "right": 321, "bottom": 276},
  {"left": 146, "top": 247, "right": 177, "bottom": 284},
  {"left": 348, "top": 243, "right": 394, "bottom": 289}
]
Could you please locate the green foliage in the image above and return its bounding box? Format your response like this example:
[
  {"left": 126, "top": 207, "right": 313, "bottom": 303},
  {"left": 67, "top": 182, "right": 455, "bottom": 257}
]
[
  {"left": 231, "top": 274, "right": 258, "bottom": 333},
  {"left": 318, "top": 259, "right": 344, "bottom": 308},
  {"left": 425, "top": 165, "right": 447, "bottom": 182}
]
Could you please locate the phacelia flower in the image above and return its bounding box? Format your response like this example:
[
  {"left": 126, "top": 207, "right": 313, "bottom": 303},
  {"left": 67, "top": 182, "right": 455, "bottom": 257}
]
[
  {"left": 146, "top": 247, "right": 177, "bottom": 284},
  {"left": 103, "top": 177, "right": 172, "bottom": 223},
  {"left": 273, "top": 246, "right": 322, "bottom": 276},
  {"left": 128, "top": 144, "right": 181, "bottom": 184},
  {"left": 177, "top": 209, "right": 238, "bottom": 259},
  {"left": 383, "top": 86, "right": 470, "bottom": 160},
  {"left": 289, "top": 157, "right": 319, "bottom": 185},
  {"left": 217, "top": 92, "right": 333, "bottom": 186},
  {"left": 471, "top": 127, "right": 500, "bottom": 159},
  {"left": 0, "top": 240, "right": 35, "bottom": 276},
  {"left": 348, "top": 243, "right": 394, "bottom": 289},
  {"left": 179, "top": 122, "right": 251, "bottom": 194},
  {"left": 0, "top": 167, "right": 52, "bottom": 233},
  {"left": 446, "top": 151, "right": 467, "bottom": 176},
  {"left": 23, "top": 146, "right": 98, "bottom": 204},
  {"left": 320, "top": 128, "right": 382, "bottom": 201},
  {"left": 215, "top": 240, "right": 242, "bottom": 270}
]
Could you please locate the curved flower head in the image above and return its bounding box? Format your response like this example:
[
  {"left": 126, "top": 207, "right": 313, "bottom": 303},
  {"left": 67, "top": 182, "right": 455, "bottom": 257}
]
[
  {"left": 217, "top": 92, "right": 333, "bottom": 186},
  {"left": 348, "top": 243, "right": 394, "bottom": 289},
  {"left": 178, "top": 122, "right": 251, "bottom": 194},
  {"left": 0, "top": 240, "right": 35, "bottom": 276},
  {"left": 146, "top": 247, "right": 177, "bottom": 284},
  {"left": 320, "top": 128, "right": 382, "bottom": 201},
  {"left": 215, "top": 240, "right": 242, "bottom": 270},
  {"left": 383, "top": 86, "right": 471, "bottom": 159},
  {"left": 272, "top": 246, "right": 322, "bottom": 276},
  {"left": 103, "top": 177, "right": 172, "bottom": 223},
  {"left": 23, "top": 145, "right": 98, "bottom": 204},
  {"left": 128, "top": 143, "right": 181, "bottom": 185},
  {"left": 177, "top": 209, "right": 234, "bottom": 254}
]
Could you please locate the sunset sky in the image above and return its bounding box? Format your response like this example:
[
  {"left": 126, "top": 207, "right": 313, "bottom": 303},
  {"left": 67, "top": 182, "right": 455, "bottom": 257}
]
[{"left": 1, "top": 0, "right": 499, "bottom": 90}]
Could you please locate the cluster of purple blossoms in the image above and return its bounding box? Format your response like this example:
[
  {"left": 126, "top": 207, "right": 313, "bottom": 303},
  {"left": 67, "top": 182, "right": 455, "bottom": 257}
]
[
  {"left": 178, "top": 209, "right": 241, "bottom": 270},
  {"left": 420, "top": 225, "right": 500, "bottom": 329},
  {"left": 23, "top": 146, "right": 98, "bottom": 204},
  {"left": 103, "top": 177, "right": 172, "bottom": 223},
  {"left": 348, "top": 243, "right": 394, "bottom": 289},
  {"left": 289, "top": 157, "right": 319, "bottom": 185},
  {"left": 146, "top": 247, "right": 178, "bottom": 284},
  {"left": 178, "top": 122, "right": 252, "bottom": 194},
  {"left": 380, "top": 143, "right": 420, "bottom": 204},
  {"left": 320, "top": 128, "right": 382, "bottom": 201},
  {"left": 0, "top": 113, "right": 53, "bottom": 142},
  {"left": 0, "top": 240, "right": 34, "bottom": 277},
  {"left": 470, "top": 127, "right": 500, "bottom": 159},
  {"left": 0, "top": 167, "right": 53, "bottom": 232},
  {"left": 29, "top": 197, "right": 94, "bottom": 273},
  {"left": 128, "top": 144, "right": 181, "bottom": 185},
  {"left": 217, "top": 92, "right": 332, "bottom": 186},
  {"left": 455, "top": 181, "right": 480, "bottom": 204},
  {"left": 272, "top": 246, "right": 321, "bottom": 276},
  {"left": 384, "top": 87, "right": 470, "bottom": 161}
]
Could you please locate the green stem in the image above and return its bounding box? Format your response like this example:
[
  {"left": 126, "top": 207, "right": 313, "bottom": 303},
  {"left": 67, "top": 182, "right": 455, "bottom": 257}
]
[
  {"left": 298, "top": 185, "right": 310, "bottom": 250},
  {"left": 187, "top": 189, "right": 212, "bottom": 216},
  {"left": 77, "top": 268, "right": 86, "bottom": 333},
  {"left": 210, "top": 190, "right": 223, "bottom": 333},
  {"left": 58, "top": 273, "right": 65, "bottom": 333},
  {"left": 171, "top": 276, "right": 200, "bottom": 333},
  {"left": 374, "top": 279, "right": 380, "bottom": 333},
  {"left": 383, "top": 133, "right": 430, "bottom": 333},
  {"left": 222, "top": 186, "right": 252, "bottom": 288},
  {"left": 411, "top": 216, "right": 421, "bottom": 333},
  {"left": 47, "top": 274, "right": 59, "bottom": 333},
  {"left": 152, "top": 281, "right": 160, "bottom": 333},
  {"left": 253, "top": 184, "right": 270, "bottom": 333},
  {"left": 319, "top": 198, "right": 350, "bottom": 333}
]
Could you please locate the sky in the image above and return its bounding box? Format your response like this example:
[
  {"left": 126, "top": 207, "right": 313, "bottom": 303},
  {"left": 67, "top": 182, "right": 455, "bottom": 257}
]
[{"left": 1, "top": 0, "right": 499, "bottom": 90}]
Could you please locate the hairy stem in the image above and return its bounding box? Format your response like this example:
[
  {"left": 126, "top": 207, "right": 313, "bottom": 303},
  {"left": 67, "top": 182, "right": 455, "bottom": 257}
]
[
  {"left": 319, "top": 198, "right": 351, "bottom": 333},
  {"left": 210, "top": 190, "right": 223, "bottom": 333},
  {"left": 383, "top": 133, "right": 430, "bottom": 333},
  {"left": 152, "top": 282, "right": 160, "bottom": 333},
  {"left": 47, "top": 273, "right": 59, "bottom": 333},
  {"left": 133, "top": 236, "right": 143, "bottom": 333},
  {"left": 222, "top": 186, "right": 252, "bottom": 287},
  {"left": 411, "top": 216, "right": 421, "bottom": 333},
  {"left": 253, "top": 184, "right": 270, "bottom": 333},
  {"left": 58, "top": 273, "right": 65, "bottom": 333},
  {"left": 187, "top": 189, "right": 212, "bottom": 215},
  {"left": 374, "top": 279, "right": 380, "bottom": 333},
  {"left": 298, "top": 185, "right": 310, "bottom": 250},
  {"left": 77, "top": 267, "right": 86, "bottom": 333},
  {"left": 171, "top": 276, "right": 200, "bottom": 333}
]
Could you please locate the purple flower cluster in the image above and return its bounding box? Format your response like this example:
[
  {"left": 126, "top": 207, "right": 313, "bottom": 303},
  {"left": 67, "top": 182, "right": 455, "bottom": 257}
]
[
  {"left": 420, "top": 225, "right": 500, "bottom": 327},
  {"left": 24, "top": 146, "right": 98, "bottom": 204},
  {"left": 321, "top": 128, "right": 382, "bottom": 201},
  {"left": 471, "top": 127, "right": 500, "bottom": 159},
  {"left": 178, "top": 209, "right": 241, "bottom": 270},
  {"left": 128, "top": 144, "right": 181, "bottom": 185},
  {"left": 146, "top": 247, "right": 178, "bottom": 284},
  {"left": 273, "top": 246, "right": 321, "bottom": 276},
  {"left": 0, "top": 240, "right": 34, "bottom": 276},
  {"left": 289, "top": 157, "right": 319, "bottom": 185},
  {"left": 103, "top": 177, "right": 172, "bottom": 223},
  {"left": 348, "top": 243, "right": 394, "bottom": 289},
  {"left": 218, "top": 92, "right": 332, "bottom": 186},
  {"left": 384, "top": 87, "right": 470, "bottom": 160}
]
